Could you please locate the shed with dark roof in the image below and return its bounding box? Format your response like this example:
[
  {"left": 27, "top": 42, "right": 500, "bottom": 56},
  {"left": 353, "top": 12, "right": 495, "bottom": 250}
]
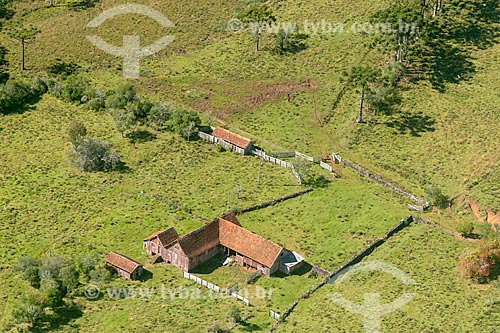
[{"left": 105, "top": 252, "right": 143, "bottom": 280}]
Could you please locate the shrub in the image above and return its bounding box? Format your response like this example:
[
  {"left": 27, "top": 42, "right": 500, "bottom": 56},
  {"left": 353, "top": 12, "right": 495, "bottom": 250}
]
[
  {"left": 147, "top": 102, "right": 173, "bottom": 130},
  {"left": 111, "top": 108, "right": 136, "bottom": 138},
  {"left": 69, "top": 138, "right": 121, "bottom": 172},
  {"left": 15, "top": 257, "right": 41, "bottom": 288},
  {"left": 68, "top": 121, "right": 87, "bottom": 148},
  {"left": 458, "top": 239, "right": 500, "bottom": 283},
  {"left": 60, "top": 75, "right": 90, "bottom": 104},
  {"left": 169, "top": 109, "right": 201, "bottom": 140},
  {"left": 425, "top": 186, "right": 449, "bottom": 209},
  {"left": 457, "top": 221, "right": 474, "bottom": 236},
  {"left": 11, "top": 293, "right": 46, "bottom": 327},
  {"left": 105, "top": 83, "right": 138, "bottom": 109}
]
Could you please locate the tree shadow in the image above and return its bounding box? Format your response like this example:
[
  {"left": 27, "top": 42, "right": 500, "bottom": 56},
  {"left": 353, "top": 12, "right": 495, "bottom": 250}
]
[
  {"left": 284, "top": 33, "right": 309, "bottom": 54},
  {"left": 1, "top": 97, "right": 42, "bottom": 116},
  {"left": 304, "top": 175, "right": 331, "bottom": 188},
  {"left": 239, "top": 322, "right": 262, "bottom": 332},
  {"left": 126, "top": 130, "right": 157, "bottom": 144},
  {"left": 385, "top": 111, "right": 435, "bottom": 137},
  {"left": 414, "top": 1, "right": 500, "bottom": 91},
  {"left": 34, "top": 303, "right": 83, "bottom": 332}
]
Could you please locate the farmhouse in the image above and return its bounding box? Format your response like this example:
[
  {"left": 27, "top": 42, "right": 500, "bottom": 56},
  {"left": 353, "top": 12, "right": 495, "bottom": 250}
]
[
  {"left": 211, "top": 127, "right": 254, "bottom": 155},
  {"left": 105, "top": 252, "right": 143, "bottom": 280},
  {"left": 144, "top": 213, "right": 304, "bottom": 276}
]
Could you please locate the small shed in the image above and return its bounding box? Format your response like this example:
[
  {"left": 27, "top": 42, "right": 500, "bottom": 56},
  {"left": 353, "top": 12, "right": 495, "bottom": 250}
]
[
  {"left": 212, "top": 127, "right": 254, "bottom": 155},
  {"left": 105, "top": 252, "right": 143, "bottom": 280}
]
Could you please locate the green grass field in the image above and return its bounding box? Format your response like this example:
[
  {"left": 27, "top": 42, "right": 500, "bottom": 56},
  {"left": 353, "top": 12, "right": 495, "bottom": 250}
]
[
  {"left": 277, "top": 223, "right": 500, "bottom": 333},
  {"left": 1, "top": 0, "right": 500, "bottom": 331}
]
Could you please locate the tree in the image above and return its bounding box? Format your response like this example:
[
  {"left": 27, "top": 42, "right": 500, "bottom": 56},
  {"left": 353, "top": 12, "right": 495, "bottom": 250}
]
[
  {"left": 11, "top": 293, "right": 46, "bottom": 328},
  {"left": 6, "top": 24, "right": 40, "bottom": 71},
  {"left": 169, "top": 109, "right": 201, "bottom": 140},
  {"left": 459, "top": 239, "right": 500, "bottom": 283},
  {"left": 77, "top": 253, "right": 99, "bottom": 277},
  {"left": 291, "top": 157, "right": 313, "bottom": 184},
  {"left": 15, "top": 257, "right": 42, "bottom": 288},
  {"left": 111, "top": 108, "right": 136, "bottom": 138},
  {"left": 60, "top": 75, "right": 90, "bottom": 104},
  {"left": 68, "top": 121, "right": 88, "bottom": 148},
  {"left": 68, "top": 138, "right": 121, "bottom": 172},
  {"left": 59, "top": 265, "right": 79, "bottom": 294},
  {"left": 425, "top": 186, "right": 449, "bottom": 209},
  {"left": 105, "top": 83, "right": 138, "bottom": 110},
  {"left": 372, "top": 1, "right": 422, "bottom": 63},
  {"left": 148, "top": 102, "right": 173, "bottom": 130},
  {"left": 0, "top": 45, "right": 8, "bottom": 84},
  {"left": 457, "top": 221, "right": 474, "bottom": 237},
  {"left": 40, "top": 279, "right": 65, "bottom": 308},
  {"left": 239, "top": 4, "right": 276, "bottom": 51},
  {"left": 343, "top": 66, "right": 381, "bottom": 123}
]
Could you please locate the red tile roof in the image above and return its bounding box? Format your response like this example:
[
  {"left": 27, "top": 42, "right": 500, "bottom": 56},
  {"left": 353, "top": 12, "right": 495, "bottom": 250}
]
[
  {"left": 219, "top": 218, "right": 283, "bottom": 267},
  {"left": 213, "top": 127, "right": 253, "bottom": 149},
  {"left": 144, "top": 227, "right": 179, "bottom": 246},
  {"left": 105, "top": 252, "right": 142, "bottom": 274},
  {"left": 178, "top": 220, "right": 220, "bottom": 258}
]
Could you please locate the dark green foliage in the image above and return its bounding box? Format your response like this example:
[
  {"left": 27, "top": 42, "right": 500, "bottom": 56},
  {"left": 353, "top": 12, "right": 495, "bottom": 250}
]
[
  {"left": 59, "top": 265, "right": 80, "bottom": 293},
  {"left": 239, "top": 3, "right": 276, "bottom": 51},
  {"left": 69, "top": 138, "right": 121, "bottom": 172},
  {"left": 169, "top": 108, "right": 201, "bottom": 140},
  {"left": 0, "top": 44, "right": 8, "bottom": 84},
  {"left": 60, "top": 75, "right": 90, "bottom": 104},
  {"left": 41, "top": 279, "right": 66, "bottom": 308},
  {"left": 77, "top": 253, "right": 99, "bottom": 276},
  {"left": 105, "top": 83, "right": 138, "bottom": 110},
  {"left": 148, "top": 102, "right": 174, "bottom": 130},
  {"left": 0, "top": 78, "right": 45, "bottom": 113},
  {"left": 11, "top": 293, "right": 46, "bottom": 327},
  {"left": 15, "top": 257, "right": 42, "bottom": 288},
  {"left": 425, "top": 186, "right": 449, "bottom": 209},
  {"left": 89, "top": 267, "right": 112, "bottom": 284}
]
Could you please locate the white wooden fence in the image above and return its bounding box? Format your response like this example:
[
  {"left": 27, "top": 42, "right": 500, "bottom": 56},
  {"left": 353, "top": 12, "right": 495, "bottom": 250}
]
[
  {"left": 320, "top": 161, "right": 333, "bottom": 172},
  {"left": 183, "top": 271, "right": 221, "bottom": 293},
  {"left": 198, "top": 131, "right": 246, "bottom": 155},
  {"left": 269, "top": 310, "right": 281, "bottom": 320}
]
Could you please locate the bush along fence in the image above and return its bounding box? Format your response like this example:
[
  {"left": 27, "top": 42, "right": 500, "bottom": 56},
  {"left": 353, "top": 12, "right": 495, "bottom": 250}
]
[
  {"left": 182, "top": 271, "right": 250, "bottom": 306},
  {"left": 269, "top": 214, "right": 415, "bottom": 332},
  {"left": 331, "top": 152, "right": 429, "bottom": 209},
  {"left": 232, "top": 189, "right": 313, "bottom": 215}
]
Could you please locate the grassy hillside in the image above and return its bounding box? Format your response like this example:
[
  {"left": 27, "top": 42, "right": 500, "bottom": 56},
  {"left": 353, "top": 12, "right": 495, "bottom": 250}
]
[
  {"left": 1, "top": 0, "right": 500, "bottom": 331},
  {"left": 277, "top": 224, "right": 500, "bottom": 333}
]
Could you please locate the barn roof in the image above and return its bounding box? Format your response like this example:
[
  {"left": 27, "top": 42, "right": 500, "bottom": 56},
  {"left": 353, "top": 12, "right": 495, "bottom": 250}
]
[
  {"left": 144, "top": 227, "right": 179, "bottom": 246},
  {"left": 178, "top": 219, "right": 220, "bottom": 258},
  {"left": 219, "top": 218, "right": 283, "bottom": 267},
  {"left": 157, "top": 213, "right": 284, "bottom": 268},
  {"left": 105, "top": 252, "right": 142, "bottom": 273},
  {"left": 212, "top": 127, "right": 253, "bottom": 149}
]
